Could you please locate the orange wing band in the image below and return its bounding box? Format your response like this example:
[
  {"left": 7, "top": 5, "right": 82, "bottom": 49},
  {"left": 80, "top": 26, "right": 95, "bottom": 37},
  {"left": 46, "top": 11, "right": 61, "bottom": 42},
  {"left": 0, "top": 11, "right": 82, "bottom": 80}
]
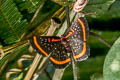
[
  {"left": 78, "top": 18, "right": 86, "bottom": 41},
  {"left": 33, "top": 18, "right": 87, "bottom": 64},
  {"left": 74, "top": 18, "right": 87, "bottom": 59},
  {"left": 51, "top": 29, "right": 74, "bottom": 42},
  {"left": 33, "top": 36, "right": 70, "bottom": 64}
]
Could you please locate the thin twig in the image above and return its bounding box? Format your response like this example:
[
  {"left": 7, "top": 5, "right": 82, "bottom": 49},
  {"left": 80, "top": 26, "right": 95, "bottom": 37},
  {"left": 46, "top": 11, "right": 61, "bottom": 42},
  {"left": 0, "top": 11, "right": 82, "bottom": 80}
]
[
  {"left": 35, "top": 53, "right": 51, "bottom": 74},
  {"left": 29, "top": 0, "right": 46, "bottom": 24},
  {"left": 52, "top": 69, "right": 65, "bottom": 80},
  {"left": 72, "top": 59, "right": 78, "bottom": 80},
  {"left": 53, "top": 8, "right": 77, "bottom": 80},
  {"left": 46, "top": 19, "right": 60, "bottom": 36},
  {"left": 80, "top": 11, "right": 97, "bottom": 16},
  {"left": 29, "top": 0, "right": 38, "bottom": 8},
  {"left": 66, "top": 6, "right": 78, "bottom": 80},
  {"left": 33, "top": 56, "right": 50, "bottom": 80},
  {"left": 24, "top": 54, "right": 42, "bottom": 80},
  {"left": 17, "top": 55, "right": 34, "bottom": 69},
  {"left": 0, "top": 60, "right": 8, "bottom": 75},
  {"left": 3, "top": 40, "right": 28, "bottom": 55},
  {"left": 90, "top": 32, "right": 111, "bottom": 48},
  {"left": 6, "top": 68, "right": 22, "bottom": 80},
  {"left": 71, "top": 48, "right": 78, "bottom": 80}
]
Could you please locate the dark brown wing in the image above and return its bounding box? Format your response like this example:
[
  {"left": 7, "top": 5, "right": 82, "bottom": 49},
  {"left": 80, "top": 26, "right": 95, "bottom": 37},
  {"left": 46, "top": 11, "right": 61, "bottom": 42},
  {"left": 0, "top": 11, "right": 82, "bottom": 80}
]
[
  {"left": 62, "top": 17, "right": 90, "bottom": 61},
  {"left": 29, "top": 36, "right": 71, "bottom": 68},
  {"left": 49, "top": 43, "right": 71, "bottom": 68}
]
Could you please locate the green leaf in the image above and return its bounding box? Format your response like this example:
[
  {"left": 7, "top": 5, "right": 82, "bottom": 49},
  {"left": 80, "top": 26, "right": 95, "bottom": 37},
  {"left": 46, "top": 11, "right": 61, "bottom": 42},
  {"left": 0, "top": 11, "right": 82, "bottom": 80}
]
[
  {"left": 84, "top": 0, "right": 115, "bottom": 19},
  {"left": 97, "top": 0, "right": 120, "bottom": 20},
  {"left": 85, "top": 0, "right": 115, "bottom": 12},
  {"left": 15, "top": 0, "right": 42, "bottom": 13},
  {"left": 0, "top": 0, "right": 28, "bottom": 45},
  {"left": 106, "top": 0, "right": 120, "bottom": 18},
  {"left": 103, "top": 37, "right": 120, "bottom": 80}
]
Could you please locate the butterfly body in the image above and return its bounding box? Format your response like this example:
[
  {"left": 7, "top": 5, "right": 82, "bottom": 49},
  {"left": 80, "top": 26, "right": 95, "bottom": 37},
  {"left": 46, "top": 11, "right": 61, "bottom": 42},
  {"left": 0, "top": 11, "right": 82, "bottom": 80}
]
[{"left": 29, "top": 17, "right": 90, "bottom": 68}]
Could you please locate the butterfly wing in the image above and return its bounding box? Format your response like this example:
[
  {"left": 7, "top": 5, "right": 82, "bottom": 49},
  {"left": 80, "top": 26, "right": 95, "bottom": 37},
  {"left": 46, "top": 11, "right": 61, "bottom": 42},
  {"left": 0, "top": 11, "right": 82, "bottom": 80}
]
[
  {"left": 29, "top": 36, "right": 70, "bottom": 68},
  {"left": 62, "top": 17, "right": 90, "bottom": 61},
  {"left": 50, "top": 43, "right": 71, "bottom": 68},
  {"left": 29, "top": 36, "right": 59, "bottom": 56},
  {"left": 67, "top": 38, "right": 90, "bottom": 61},
  {"left": 29, "top": 17, "right": 90, "bottom": 68}
]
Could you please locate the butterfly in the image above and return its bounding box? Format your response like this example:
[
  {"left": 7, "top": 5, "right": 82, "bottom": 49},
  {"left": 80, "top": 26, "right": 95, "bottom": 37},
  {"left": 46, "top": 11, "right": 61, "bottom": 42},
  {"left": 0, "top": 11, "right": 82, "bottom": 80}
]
[{"left": 29, "top": 17, "right": 90, "bottom": 68}]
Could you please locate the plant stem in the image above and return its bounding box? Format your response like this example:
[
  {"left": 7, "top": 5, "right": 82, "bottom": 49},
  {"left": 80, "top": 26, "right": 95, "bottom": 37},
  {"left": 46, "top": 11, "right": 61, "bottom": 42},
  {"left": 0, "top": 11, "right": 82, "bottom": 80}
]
[
  {"left": 24, "top": 54, "right": 42, "bottom": 80},
  {"left": 52, "top": 69, "right": 65, "bottom": 80},
  {"left": 90, "top": 32, "right": 111, "bottom": 48}
]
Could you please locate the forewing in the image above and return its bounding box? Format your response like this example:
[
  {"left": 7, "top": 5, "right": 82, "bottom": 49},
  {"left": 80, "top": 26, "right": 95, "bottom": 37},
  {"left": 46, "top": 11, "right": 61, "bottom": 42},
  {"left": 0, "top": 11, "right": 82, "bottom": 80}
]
[
  {"left": 29, "top": 36, "right": 71, "bottom": 68},
  {"left": 29, "top": 36, "right": 61, "bottom": 57},
  {"left": 62, "top": 17, "right": 89, "bottom": 41}
]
